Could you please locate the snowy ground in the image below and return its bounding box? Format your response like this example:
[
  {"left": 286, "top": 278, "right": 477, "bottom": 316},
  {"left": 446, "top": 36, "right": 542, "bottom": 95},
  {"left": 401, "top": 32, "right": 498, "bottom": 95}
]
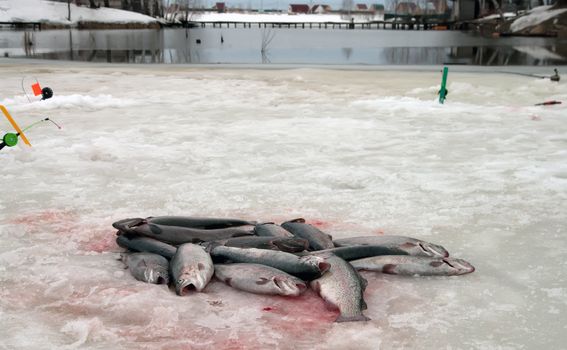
[
  {"left": 0, "top": 0, "right": 156, "bottom": 25},
  {"left": 0, "top": 62, "right": 566, "bottom": 349}
]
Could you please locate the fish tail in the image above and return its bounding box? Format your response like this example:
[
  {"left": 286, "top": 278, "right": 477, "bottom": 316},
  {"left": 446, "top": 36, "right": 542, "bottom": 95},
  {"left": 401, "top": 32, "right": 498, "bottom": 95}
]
[{"left": 335, "top": 314, "right": 371, "bottom": 323}]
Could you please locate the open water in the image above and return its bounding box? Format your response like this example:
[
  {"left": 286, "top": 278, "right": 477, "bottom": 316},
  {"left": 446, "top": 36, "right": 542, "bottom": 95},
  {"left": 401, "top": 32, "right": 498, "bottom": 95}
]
[{"left": 1, "top": 28, "right": 566, "bottom": 65}]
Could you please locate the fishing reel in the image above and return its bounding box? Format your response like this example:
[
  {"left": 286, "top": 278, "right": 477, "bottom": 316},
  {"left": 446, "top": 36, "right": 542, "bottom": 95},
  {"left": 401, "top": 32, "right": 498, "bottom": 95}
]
[{"left": 0, "top": 132, "right": 19, "bottom": 150}]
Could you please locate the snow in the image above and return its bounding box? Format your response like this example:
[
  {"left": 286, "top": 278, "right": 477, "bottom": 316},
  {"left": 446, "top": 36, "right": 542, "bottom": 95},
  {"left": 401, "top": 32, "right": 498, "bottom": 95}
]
[
  {"left": 0, "top": 0, "right": 381, "bottom": 26},
  {"left": 0, "top": 0, "right": 157, "bottom": 25},
  {"left": 1, "top": 62, "right": 567, "bottom": 349},
  {"left": 510, "top": 5, "right": 567, "bottom": 32},
  {"left": 189, "top": 12, "right": 384, "bottom": 23}
]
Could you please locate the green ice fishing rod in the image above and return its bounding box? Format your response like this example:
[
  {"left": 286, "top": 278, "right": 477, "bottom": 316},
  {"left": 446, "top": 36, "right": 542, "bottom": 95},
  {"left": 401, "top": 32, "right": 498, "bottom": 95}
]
[
  {"left": 1, "top": 117, "right": 61, "bottom": 151},
  {"left": 438, "top": 67, "right": 449, "bottom": 104}
]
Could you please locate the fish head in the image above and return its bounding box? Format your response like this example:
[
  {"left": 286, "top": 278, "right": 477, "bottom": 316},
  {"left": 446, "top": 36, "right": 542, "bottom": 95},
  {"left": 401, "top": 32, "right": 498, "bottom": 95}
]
[
  {"left": 300, "top": 255, "right": 331, "bottom": 274},
  {"left": 144, "top": 267, "right": 170, "bottom": 285},
  {"left": 430, "top": 258, "right": 475, "bottom": 275},
  {"left": 112, "top": 218, "right": 146, "bottom": 233},
  {"left": 272, "top": 238, "right": 309, "bottom": 253},
  {"left": 270, "top": 276, "right": 307, "bottom": 296},
  {"left": 175, "top": 264, "right": 209, "bottom": 295},
  {"left": 417, "top": 242, "right": 449, "bottom": 258}
]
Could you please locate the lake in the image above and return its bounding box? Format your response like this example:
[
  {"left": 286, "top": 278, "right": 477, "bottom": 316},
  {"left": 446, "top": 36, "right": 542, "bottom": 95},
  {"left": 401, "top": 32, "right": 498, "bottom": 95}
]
[{"left": 0, "top": 28, "right": 566, "bottom": 65}]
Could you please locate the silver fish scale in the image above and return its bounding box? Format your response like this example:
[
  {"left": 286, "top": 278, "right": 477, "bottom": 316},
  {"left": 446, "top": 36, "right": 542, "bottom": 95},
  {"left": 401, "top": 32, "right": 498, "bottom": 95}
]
[{"left": 310, "top": 254, "right": 369, "bottom": 322}]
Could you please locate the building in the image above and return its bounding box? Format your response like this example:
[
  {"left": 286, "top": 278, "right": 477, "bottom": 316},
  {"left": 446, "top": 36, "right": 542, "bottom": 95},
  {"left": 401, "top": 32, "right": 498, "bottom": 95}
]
[
  {"left": 212, "top": 2, "right": 226, "bottom": 12},
  {"left": 289, "top": 4, "right": 310, "bottom": 14}
]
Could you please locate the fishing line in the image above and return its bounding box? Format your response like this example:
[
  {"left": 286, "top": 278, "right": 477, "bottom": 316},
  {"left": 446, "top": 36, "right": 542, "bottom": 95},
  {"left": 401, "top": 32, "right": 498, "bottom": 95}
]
[
  {"left": 21, "top": 117, "right": 62, "bottom": 133},
  {"left": 1, "top": 117, "right": 62, "bottom": 151},
  {"left": 21, "top": 76, "right": 40, "bottom": 103}
]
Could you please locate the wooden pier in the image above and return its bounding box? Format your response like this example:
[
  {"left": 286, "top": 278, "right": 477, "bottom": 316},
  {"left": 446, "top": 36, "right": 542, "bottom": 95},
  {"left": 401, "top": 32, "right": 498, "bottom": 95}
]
[
  {"left": 0, "top": 22, "right": 42, "bottom": 31},
  {"left": 190, "top": 20, "right": 455, "bottom": 31}
]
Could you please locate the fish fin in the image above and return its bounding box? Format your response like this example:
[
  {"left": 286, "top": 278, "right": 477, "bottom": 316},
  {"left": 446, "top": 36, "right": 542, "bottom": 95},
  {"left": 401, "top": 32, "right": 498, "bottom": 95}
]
[
  {"left": 256, "top": 277, "right": 271, "bottom": 285},
  {"left": 203, "top": 241, "right": 222, "bottom": 253},
  {"left": 382, "top": 264, "right": 398, "bottom": 275},
  {"left": 287, "top": 218, "right": 305, "bottom": 223},
  {"left": 335, "top": 314, "right": 371, "bottom": 323},
  {"left": 148, "top": 224, "right": 163, "bottom": 235},
  {"left": 310, "top": 280, "right": 321, "bottom": 293},
  {"left": 429, "top": 261, "right": 444, "bottom": 267},
  {"left": 323, "top": 300, "right": 340, "bottom": 311}
]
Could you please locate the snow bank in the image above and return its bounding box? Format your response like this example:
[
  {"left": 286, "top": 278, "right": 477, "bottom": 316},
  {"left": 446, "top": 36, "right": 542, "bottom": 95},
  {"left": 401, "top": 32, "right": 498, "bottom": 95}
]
[
  {"left": 510, "top": 5, "right": 567, "bottom": 32},
  {"left": 0, "top": 0, "right": 157, "bottom": 25}
]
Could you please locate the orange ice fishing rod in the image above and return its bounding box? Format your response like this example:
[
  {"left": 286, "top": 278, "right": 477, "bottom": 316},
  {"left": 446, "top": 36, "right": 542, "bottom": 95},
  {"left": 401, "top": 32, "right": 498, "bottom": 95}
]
[
  {"left": 1, "top": 105, "right": 61, "bottom": 151},
  {"left": 1, "top": 105, "right": 31, "bottom": 147}
]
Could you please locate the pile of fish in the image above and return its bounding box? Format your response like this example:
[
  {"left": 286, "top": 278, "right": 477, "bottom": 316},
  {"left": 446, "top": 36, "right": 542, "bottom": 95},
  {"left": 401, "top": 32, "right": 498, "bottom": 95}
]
[{"left": 113, "top": 216, "right": 475, "bottom": 323}]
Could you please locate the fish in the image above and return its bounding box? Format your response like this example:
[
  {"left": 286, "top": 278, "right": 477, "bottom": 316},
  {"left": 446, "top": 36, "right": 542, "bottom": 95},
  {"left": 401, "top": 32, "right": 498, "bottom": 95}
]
[
  {"left": 208, "top": 246, "right": 330, "bottom": 281},
  {"left": 113, "top": 218, "right": 254, "bottom": 245},
  {"left": 121, "top": 252, "right": 170, "bottom": 285},
  {"left": 281, "top": 218, "right": 335, "bottom": 250},
  {"left": 116, "top": 233, "right": 177, "bottom": 259},
  {"left": 310, "top": 254, "right": 370, "bottom": 323},
  {"left": 333, "top": 235, "right": 449, "bottom": 258},
  {"left": 350, "top": 256, "right": 475, "bottom": 276},
  {"left": 146, "top": 216, "right": 257, "bottom": 229},
  {"left": 205, "top": 236, "right": 309, "bottom": 253},
  {"left": 113, "top": 218, "right": 144, "bottom": 234},
  {"left": 214, "top": 263, "right": 307, "bottom": 296},
  {"left": 298, "top": 245, "right": 408, "bottom": 261},
  {"left": 253, "top": 223, "right": 294, "bottom": 237},
  {"left": 170, "top": 243, "right": 214, "bottom": 295}
]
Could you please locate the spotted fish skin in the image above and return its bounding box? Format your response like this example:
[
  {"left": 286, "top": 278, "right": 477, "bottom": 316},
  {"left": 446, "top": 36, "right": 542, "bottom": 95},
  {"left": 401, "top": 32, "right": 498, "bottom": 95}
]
[
  {"left": 113, "top": 219, "right": 253, "bottom": 245},
  {"left": 209, "top": 246, "right": 330, "bottom": 281},
  {"left": 350, "top": 256, "right": 475, "bottom": 276},
  {"left": 281, "top": 218, "right": 335, "bottom": 251},
  {"left": 170, "top": 243, "right": 214, "bottom": 295},
  {"left": 146, "top": 216, "right": 257, "bottom": 230},
  {"left": 310, "top": 254, "right": 370, "bottom": 323},
  {"left": 253, "top": 223, "right": 294, "bottom": 238},
  {"left": 333, "top": 235, "right": 449, "bottom": 258},
  {"left": 215, "top": 263, "right": 307, "bottom": 296},
  {"left": 121, "top": 253, "right": 170, "bottom": 285},
  {"left": 206, "top": 236, "right": 309, "bottom": 253}
]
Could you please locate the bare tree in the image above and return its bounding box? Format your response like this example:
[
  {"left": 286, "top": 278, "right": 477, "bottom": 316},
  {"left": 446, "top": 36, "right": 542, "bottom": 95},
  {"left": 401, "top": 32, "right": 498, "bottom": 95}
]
[
  {"left": 68, "top": 0, "right": 71, "bottom": 20},
  {"left": 342, "top": 0, "right": 353, "bottom": 18},
  {"left": 89, "top": 0, "right": 97, "bottom": 8},
  {"left": 104, "top": 0, "right": 110, "bottom": 6}
]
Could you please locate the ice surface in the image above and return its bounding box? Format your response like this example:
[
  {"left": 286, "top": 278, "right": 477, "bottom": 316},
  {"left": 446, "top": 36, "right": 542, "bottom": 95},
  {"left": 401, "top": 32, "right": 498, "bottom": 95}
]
[{"left": 1, "top": 62, "right": 566, "bottom": 349}]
